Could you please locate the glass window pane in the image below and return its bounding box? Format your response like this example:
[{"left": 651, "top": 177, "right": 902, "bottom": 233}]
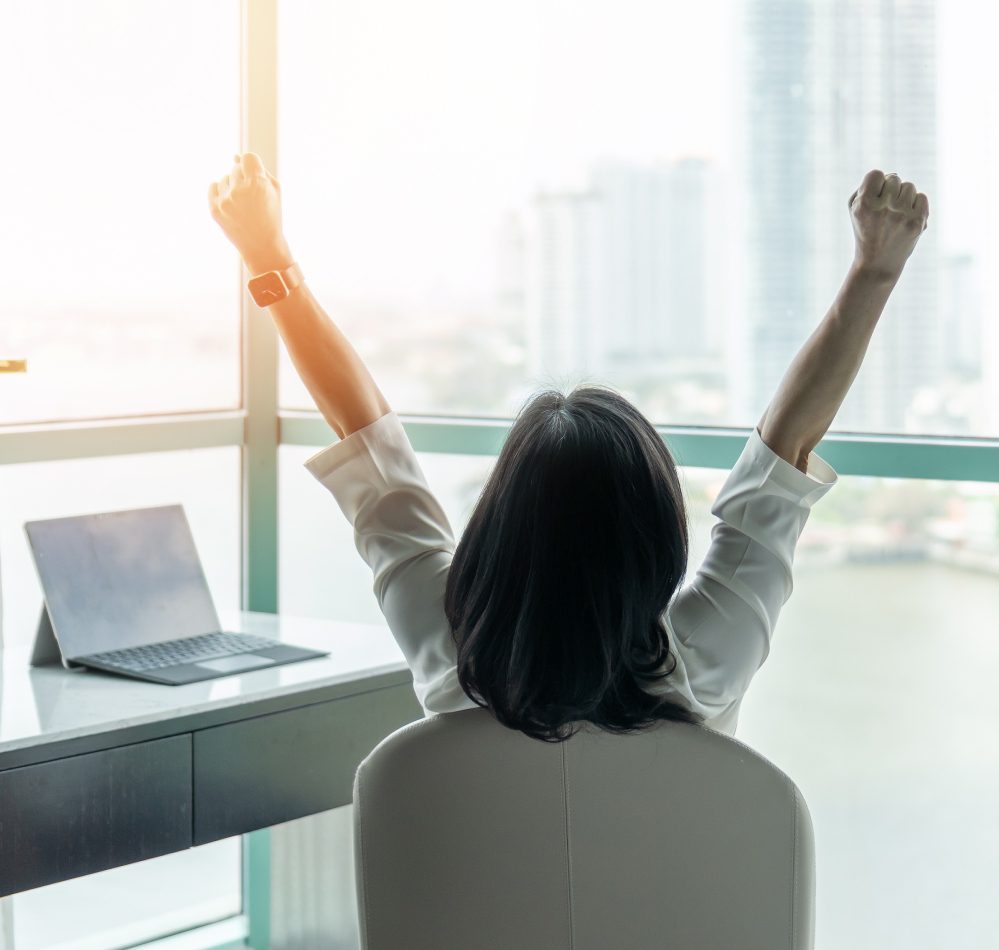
[
  {"left": 0, "top": 447, "right": 240, "bottom": 651},
  {"left": 280, "top": 445, "right": 494, "bottom": 624},
  {"left": 1, "top": 0, "right": 241, "bottom": 424},
  {"left": 279, "top": 0, "right": 999, "bottom": 437},
  {"left": 734, "top": 523, "right": 999, "bottom": 947},
  {"left": 0, "top": 446, "right": 242, "bottom": 944},
  {"left": 282, "top": 442, "right": 999, "bottom": 948},
  {"left": 11, "top": 840, "right": 242, "bottom": 950}
]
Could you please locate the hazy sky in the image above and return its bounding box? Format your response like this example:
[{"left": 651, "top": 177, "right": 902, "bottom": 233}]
[
  {"left": 1, "top": 0, "right": 995, "bottom": 306},
  {"left": 2, "top": 0, "right": 239, "bottom": 305},
  {"left": 278, "top": 0, "right": 995, "bottom": 303},
  {"left": 279, "top": 0, "right": 740, "bottom": 301}
]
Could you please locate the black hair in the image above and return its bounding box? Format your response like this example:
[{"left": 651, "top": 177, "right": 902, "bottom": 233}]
[{"left": 444, "top": 384, "right": 705, "bottom": 743}]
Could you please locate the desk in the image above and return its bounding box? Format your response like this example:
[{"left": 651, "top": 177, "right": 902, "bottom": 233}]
[{"left": 0, "top": 611, "right": 423, "bottom": 897}]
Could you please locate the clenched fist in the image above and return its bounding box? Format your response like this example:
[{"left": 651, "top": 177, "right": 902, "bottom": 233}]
[
  {"left": 848, "top": 169, "right": 929, "bottom": 280},
  {"left": 208, "top": 152, "right": 293, "bottom": 275}
]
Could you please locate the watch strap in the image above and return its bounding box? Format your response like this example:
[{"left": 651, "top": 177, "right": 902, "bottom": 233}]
[{"left": 280, "top": 262, "right": 304, "bottom": 293}]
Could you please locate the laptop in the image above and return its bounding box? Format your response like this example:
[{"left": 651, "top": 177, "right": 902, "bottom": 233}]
[{"left": 24, "top": 504, "right": 329, "bottom": 684}]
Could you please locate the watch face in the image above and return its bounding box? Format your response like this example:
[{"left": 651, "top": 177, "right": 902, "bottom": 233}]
[{"left": 248, "top": 271, "right": 286, "bottom": 306}]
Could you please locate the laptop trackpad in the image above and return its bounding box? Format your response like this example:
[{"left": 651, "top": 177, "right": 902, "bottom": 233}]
[{"left": 195, "top": 654, "right": 276, "bottom": 673}]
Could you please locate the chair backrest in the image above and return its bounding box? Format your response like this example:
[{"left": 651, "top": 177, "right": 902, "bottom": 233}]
[{"left": 353, "top": 706, "right": 814, "bottom": 950}]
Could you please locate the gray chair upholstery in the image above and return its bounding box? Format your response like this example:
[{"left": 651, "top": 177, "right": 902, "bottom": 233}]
[{"left": 353, "top": 706, "right": 814, "bottom": 950}]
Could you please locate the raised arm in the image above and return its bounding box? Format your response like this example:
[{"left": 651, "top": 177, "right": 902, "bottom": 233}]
[
  {"left": 208, "top": 152, "right": 388, "bottom": 440},
  {"left": 757, "top": 169, "right": 930, "bottom": 471}
]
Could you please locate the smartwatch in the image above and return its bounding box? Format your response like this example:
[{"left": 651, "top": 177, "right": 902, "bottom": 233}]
[{"left": 247, "top": 262, "right": 304, "bottom": 308}]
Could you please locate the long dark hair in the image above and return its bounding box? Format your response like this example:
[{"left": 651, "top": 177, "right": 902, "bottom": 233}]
[{"left": 444, "top": 384, "right": 704, "bottom": 743}]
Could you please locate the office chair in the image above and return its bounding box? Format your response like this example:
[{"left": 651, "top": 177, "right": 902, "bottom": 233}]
[{"left": 353, "top": 706, "right": 815, "bottom": 950}]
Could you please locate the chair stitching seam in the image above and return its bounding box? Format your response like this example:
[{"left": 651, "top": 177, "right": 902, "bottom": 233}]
[
  {"left": 790, "top": 783, "right": 798, "bottom": 950},
  {"left": 357, "top": 782, "right": 373, "bottom": 949},
  {"left": 561, "top": 743, "right": 575, "bottom": 950}
]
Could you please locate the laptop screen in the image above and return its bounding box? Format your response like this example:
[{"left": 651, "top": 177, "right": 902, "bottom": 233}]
[{"left": 24, "top": 505, "right": 221, "bottom": 660}]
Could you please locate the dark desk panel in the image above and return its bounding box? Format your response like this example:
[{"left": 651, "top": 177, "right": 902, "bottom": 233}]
[
  {"left": 193, "top": 683, "right": 423, "bottom": 844},
  {"left": 0, "top": 734, "right": 192, "bottom": 897}
]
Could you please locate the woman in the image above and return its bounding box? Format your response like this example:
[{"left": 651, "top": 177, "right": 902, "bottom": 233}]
[{"left": 209, "top": 157, "right": 928, "bottom": 742}]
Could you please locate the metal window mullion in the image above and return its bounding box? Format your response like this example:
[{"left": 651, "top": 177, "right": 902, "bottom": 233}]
[
  {"left": 242, "top": 828, "right": 272, "bottom": 950},
  {"left": 239, "top": 2, "right": 279, "bottom": 949},
  {"left": 240, "top": 0, "right": 279, "bottom": 616},
  {"left": 278, "top": 411, "right": 999, "bottom": 483},
  {"left": 0, "top": 412, "right": 244, "bottom": 465}
]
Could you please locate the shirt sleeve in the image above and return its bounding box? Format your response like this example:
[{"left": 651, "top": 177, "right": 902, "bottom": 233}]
[
  {"left": 303, "top": 411, "right": 469, "bottom": 713},
  {"left": 661, "top": 426, "right": 838, "bottom": 727}
]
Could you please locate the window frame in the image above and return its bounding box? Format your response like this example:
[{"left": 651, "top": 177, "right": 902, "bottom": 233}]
[{"left": 1, "top": 0, "right": 997, "bottom": 947}]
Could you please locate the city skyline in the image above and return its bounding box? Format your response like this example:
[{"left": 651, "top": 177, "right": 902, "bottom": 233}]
[
  {"left": 2, "top": 0, "right": 996, "bottom": 438},
  {"left": 483, "top": 0, "right": 995, "bottom": 436}
]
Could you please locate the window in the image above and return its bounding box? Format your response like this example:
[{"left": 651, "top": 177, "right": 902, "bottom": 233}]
[
  {"left": 1, "top": 3, "right": 248, "bottom": 945},
  {"left": 280, "top": 446, "right": 494, "bottom": 623},
  {"left": 0, "top": 447, "right": 243, "bottom": 946},
  {"left": 0, "top": 448, "right": 240, "bottom": 651},
  {"left": 737, "top": 531, "right": 999, "bottom": 947},
  {"left": 0, "top": 0, "right": 241, "bottom": 424},
  {"left": 11, "top": 841, "right": 242, "bottom": 950},
  {"left": 278, "top": 0, "right": 998, "bottom": 437}
]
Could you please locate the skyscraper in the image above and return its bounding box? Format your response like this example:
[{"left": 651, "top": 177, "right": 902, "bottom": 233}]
[
  {"left": 743, "top": 0, "right": 939, "bottom": 433},
  {"left": 524, "top": 158, "right": 727, "bottom": 389},
  {"left": 524, "top": 187, "right": 604, "bottom": 384},
  {"left": 741, "top": 0, "right": 816, "bottom": 424}
]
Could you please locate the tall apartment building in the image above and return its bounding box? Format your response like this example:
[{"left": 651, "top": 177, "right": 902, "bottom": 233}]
[
  {"left": 743, "top": 0, "right": 940, "bottom": 433},
  {"left": 523, "top": 158, "right": 727, "bottom": 387}
]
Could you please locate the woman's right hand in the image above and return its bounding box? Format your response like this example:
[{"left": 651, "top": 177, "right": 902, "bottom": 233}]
[
  {"left": 848, "top": 169, "right": 929, "bottom": 281},
  {"left": 208, "top": 152, "right": 293, "bottom": 275}
]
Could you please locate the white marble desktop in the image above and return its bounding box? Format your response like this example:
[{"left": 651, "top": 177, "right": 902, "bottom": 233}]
[{"left": 0, "top": 611, "right": 410, "bottom": 756}]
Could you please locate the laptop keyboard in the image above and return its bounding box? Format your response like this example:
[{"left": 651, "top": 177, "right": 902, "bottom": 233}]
[{"left": 83, "top": 631, "right": 280, "bottom": 673}]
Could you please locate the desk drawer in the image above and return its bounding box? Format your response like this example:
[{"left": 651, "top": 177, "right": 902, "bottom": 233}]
[
  {"left": 0, "top": 735, "right": 192, "bottom": 897},
  {"left": 193, "top": 684, "right": 422, "bottom": 844}
]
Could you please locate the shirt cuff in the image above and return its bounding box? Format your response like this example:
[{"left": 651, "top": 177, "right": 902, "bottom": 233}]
[
  {"left": 303, "top": 411, "right": 405, "bottom": 482},
  {"left": 744, "top": 426, "right": 838, "bottom": 506}
]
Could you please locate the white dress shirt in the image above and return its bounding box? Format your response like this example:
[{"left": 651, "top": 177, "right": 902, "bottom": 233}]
[{"left": 304, "top": 410, "right": 838, "bottom": 737}]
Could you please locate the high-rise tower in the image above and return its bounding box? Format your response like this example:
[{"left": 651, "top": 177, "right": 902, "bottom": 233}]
[{"left": 743, "top": 0, "right": 939, "bottom": 432}]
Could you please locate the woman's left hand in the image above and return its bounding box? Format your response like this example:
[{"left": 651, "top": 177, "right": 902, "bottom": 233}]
[{"left": 208, "top": 152, "right": 293, "bottom": 274}]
